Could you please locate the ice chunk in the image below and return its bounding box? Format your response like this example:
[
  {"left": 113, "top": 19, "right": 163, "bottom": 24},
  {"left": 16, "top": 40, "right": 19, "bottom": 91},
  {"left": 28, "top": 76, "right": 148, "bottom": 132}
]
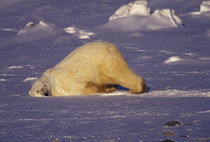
[
  {"left": 102, "top": 0, "right": 182, "bottom": 32},
  {"left": 130, "top": 0, "right": 150, "bottom": 16},
  {"left": 164, "top": 56, "right": 182, "bottom": 64},
  {"left": 152, "top": 9, "right": 182, "bottom": 27},
  {"left": 109, "top": 0, "right": 150, "bottom": 21},
  {"left": 23, "top": 77, "right": 37, "bottom": 82},
  {"left": 64, "top": 26, "right": 95, "bottom": 39},
  {"left": 200, "top": 1, "right": 210, "bottom": 13},
  {"left": 64, "top": 27, "right": 76, "bottom": 34},
  {"left": 8, "top": 65, "right": 23, "bottom": 69},
  {"left": 190, "top": 1, "right": 210, "bottom": 15}
]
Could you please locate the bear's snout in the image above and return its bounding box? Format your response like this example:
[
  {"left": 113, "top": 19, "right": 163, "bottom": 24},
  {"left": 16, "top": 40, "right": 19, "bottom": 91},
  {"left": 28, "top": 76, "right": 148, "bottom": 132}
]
[{"left": 42, "top": 88, "right": 51, "bottom": 96}]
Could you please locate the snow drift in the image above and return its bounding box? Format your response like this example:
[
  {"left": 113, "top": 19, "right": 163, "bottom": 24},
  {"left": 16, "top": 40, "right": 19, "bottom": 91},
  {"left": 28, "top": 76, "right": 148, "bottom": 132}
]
[
  {"left": 100, "top": 0, "right": 182, "bottom": 32},
  {"left": 190, "top": 1, "right": 210, "bottom": 15},
  {"left": 17, "top": 21, "right": 57, "bottom": 37},
  {"left": 64, "top": 26, "right": 95, "bottom": 39}
]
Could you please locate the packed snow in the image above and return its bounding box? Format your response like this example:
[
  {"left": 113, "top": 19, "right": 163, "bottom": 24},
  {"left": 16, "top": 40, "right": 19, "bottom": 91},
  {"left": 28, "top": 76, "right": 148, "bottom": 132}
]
[
  {"left": 190, "top": 0, "right": 210, "bottom": 15},
  {"left": 17, "top": 21, "right": 58, "bottom": 40},
  {"left": 64, "top": 26, "right": 95, "bottom": 39},
  {"left": 0, "top": 0, "right": 210, "bottom": 141},
  {"left": 100, "top": 0, "right": 182, "bottom": 32}
]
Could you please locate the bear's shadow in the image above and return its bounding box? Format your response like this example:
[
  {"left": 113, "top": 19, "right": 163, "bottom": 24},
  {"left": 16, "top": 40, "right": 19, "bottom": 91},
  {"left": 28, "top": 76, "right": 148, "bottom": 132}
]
[{"left": 116, "top": 85, "right": 151, "bottom": 92}]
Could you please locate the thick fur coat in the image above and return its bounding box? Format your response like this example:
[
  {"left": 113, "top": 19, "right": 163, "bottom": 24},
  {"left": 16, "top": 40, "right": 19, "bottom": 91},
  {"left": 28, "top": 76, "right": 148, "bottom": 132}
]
[{"left": 29, "top": 41, "right": 146, "bottom": 96}]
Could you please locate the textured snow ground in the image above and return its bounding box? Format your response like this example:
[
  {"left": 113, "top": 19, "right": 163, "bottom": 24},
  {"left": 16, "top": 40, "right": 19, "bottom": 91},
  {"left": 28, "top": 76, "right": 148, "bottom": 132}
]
[{"left": 1, "top": 0, "right": 210, "bottom": 142}]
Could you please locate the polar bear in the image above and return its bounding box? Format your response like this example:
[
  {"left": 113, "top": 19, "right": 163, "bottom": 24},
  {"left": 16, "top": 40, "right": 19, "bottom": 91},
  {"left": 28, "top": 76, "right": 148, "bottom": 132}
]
[{"left": 29, "top": 41, "right": 146, "bottom": 96}]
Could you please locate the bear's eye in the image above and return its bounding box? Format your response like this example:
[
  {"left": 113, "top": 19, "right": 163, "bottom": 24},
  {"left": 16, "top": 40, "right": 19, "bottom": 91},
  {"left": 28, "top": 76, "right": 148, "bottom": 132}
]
[{"left": 37, "top": 90, "right": 40, "bottom": 93}]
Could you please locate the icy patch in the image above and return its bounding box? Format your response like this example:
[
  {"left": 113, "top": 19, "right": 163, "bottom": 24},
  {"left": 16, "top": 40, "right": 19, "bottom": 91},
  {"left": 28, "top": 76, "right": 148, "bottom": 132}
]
[
  {"left": 8, "top": 65, "right": 35, "bottom": 70},
  {"left": 99, "top": 91, "right": 129, "bottom": 96},
  {"left": 23, "top": 77, "right": 37, "bottom": 82},
  {"left": 0, "top": 79, "right": 7, "bottom": 82},
  {"left": 164, "top": 56, "right": 182, "bottom": 64},
  {"left": 8, "top": 65, "right": 23, "bottom": 69},
  {"left": 145, "top": 90, "right": 210, "bottom": 98},
  {"left": 0, "top": 28, "right": 16, "bottom": 32},
  {"left": 64, "top": 26, "right": 95, "bottom": 39},
  {"left": 199, "top": 57, "right": 210, "bottom": 61},
  {"left": 101, "top": 0, "right": 182, "bottom": 32},
  {"left": 197, "top": 110, "right": 210, "bottom": 114},
  {"left": 0, "top": 74, "right": 15, "bottom": 76},
  {"left": 100, "top": 90, "right": 210, "bottom": 98},
  {"left": 125, "top": 46, "right": 139, "bottom": 50},
  {"left": 185, "top": 52, "right": 198, "bottom": 57},
  {"left": 190, "top": 1, "right": 210, "bottom": 15}
]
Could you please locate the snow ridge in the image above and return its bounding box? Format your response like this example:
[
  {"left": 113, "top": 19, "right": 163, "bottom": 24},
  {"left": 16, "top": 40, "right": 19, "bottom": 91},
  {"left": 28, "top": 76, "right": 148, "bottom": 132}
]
[
  {"left": 100, "top": 90, "right": 210, "bottom": 98},
  {"left": 101, "top": 0, "right": 182, "bottom": 32}
]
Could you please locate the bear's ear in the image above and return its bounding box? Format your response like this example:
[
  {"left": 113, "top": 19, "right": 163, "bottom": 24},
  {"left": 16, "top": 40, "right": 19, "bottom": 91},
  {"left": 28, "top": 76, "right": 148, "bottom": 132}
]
[{"left": 42, "top": 76, "right": 48, "bottom": 83}]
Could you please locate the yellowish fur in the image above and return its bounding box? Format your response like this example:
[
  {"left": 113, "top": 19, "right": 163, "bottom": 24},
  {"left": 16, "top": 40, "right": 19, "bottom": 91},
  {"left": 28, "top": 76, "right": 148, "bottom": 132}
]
[{"left": 29, "top": 41, "right": 146, "bottom": 96}]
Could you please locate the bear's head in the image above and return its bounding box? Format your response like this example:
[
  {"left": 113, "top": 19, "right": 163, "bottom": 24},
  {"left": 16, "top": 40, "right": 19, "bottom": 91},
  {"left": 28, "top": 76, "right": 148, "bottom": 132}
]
[{"left": 29, "top": 76, "right": 52, "bottom": 97}]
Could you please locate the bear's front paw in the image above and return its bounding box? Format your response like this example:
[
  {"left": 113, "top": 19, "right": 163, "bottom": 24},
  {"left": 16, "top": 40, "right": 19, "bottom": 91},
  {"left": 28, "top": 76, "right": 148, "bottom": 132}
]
[{"left": 129, "top": 83, "right": 147, "bottom": 94}]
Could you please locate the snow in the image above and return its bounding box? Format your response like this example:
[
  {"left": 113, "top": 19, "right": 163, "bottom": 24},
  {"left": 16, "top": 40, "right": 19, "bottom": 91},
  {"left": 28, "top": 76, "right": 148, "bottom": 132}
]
[
  {"left": 164, "top": 56, "right": 182, "bottom": 64},
  {"left": 1, "top": 0, "right": 210, "bottom": 141},
  {"left": 64, "top": 26, "right": 95, "bottom": 39},
  {"left": 109, "top": 0, "right": 150, "bottom": 21},
  {"left": 101, "top": 0, "right": 182, "bottom": 32},
  {"left": 100, "top": 90, "right": 210, "bottom": 98},
  {"left": 190, "top": 0, "right": 210, "bottom": 15},
  {"left": 200, "top": 1, "right": 210, "bottom": 12},
  {"left": 0, "top": 79, "right": 7, "bottom": 82},
  {"left": 17, "top": 21, "right": 58, "bottom": 40},
  {"left": 23, "top": 77, "right": 37, "bottom": 83}
]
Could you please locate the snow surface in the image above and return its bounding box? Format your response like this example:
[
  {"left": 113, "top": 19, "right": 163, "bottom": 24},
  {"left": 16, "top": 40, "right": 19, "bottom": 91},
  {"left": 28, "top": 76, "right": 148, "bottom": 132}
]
[
  {"left": 190, "top": 0, "right": 210, "bottom": 15},
  {"left": 1, "top": 0, "right": 210, "bottom": 142},
  {"left": 100, "top": 0, "right": 182, "bottom": 32}
]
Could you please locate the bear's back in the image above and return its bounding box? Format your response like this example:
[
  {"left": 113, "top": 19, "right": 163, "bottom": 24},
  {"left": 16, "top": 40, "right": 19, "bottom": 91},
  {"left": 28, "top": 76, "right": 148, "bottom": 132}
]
[{"left": 55, "top": 41, "right": 124, "bottom": 69}]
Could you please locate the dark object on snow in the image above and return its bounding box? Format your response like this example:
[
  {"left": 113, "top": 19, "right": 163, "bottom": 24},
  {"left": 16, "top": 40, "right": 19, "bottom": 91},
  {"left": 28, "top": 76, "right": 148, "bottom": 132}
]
[
  {"left": 164, "top": 121, "right": 181, "bottom": 127},
  {"left": 161, "top": 132, "right": 176, "bottom": 136},
  {"left": 161, "top": 139, "right": 175, "bottom": 142}
]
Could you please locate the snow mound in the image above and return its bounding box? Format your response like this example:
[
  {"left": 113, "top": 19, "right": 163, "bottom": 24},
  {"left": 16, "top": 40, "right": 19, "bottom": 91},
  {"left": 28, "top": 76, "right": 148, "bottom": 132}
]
[
  {"left": 164, "top": 56, "right": 182, "bottom": 64},
  {"left": 64, "top": 26, "right": 95, "bottom": 39},
  {"left": 109, "top": 0, "right": 150, "bottom": 21},
  {"left": 190, "top": 1, "right": 210, "bottom": 15},
  {"left": 101, "top": 0, "right": 182, "bottom": 32},
  {"left": 15, "top": 21, "right": 58, "bottom": 43},
  {"left": 17, "top": 21, "right": 56, "bottom": 35}
]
